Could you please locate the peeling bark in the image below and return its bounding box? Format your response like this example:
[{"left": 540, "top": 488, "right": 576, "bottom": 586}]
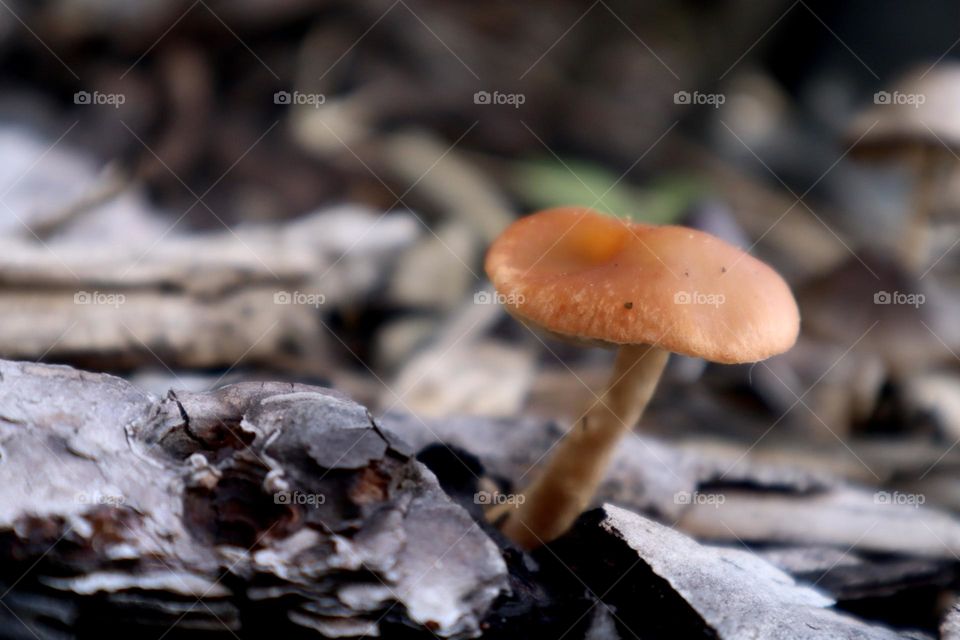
[{"left": 0, "top": 359, "right": 507, "bottom": 638}]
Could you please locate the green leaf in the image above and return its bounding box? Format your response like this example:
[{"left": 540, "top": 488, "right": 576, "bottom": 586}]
[{"left": 510, "top": 157, "right": 703, "bottom": 225}]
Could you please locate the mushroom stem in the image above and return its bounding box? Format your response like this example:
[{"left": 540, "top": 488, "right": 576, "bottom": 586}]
[
  {"left": 899, "top": 149, "right": 938, "bottom": 272},
  {"left": 501, "top": 344, "right": 669, "bottom": 549}
]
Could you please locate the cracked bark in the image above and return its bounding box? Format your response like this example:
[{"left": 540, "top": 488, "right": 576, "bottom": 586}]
[{"left": 0, "top": 359, "right": 507, "bottom": 639}]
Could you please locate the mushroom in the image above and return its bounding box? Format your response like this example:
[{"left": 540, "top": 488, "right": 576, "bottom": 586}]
[
  {"left": 847, "top": 63, "right": 960, "bottom": 271},
  {"left": 794, "top": 250, "right": 957, "bottom": 433},
  {"left": 799, "top": 250, "right": 952, "bottom": 377},
  {"left": 485, "top": 206, "right": 799, "bottom": 548}
]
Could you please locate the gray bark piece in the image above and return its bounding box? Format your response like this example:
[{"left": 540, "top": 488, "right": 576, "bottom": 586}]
[
  {"left": 383, "top": 412, "right": 960, "bottom": 562},
  {"left": 756, "top": 546, "right": 953, "bottom": 602},
  {"left": 380, "top": 411, "right": 833, "bottom": 520},
  {"left": 0, "top": 206, "right": 418, "bottom": 371},
  {"left": 598, "top": 504, "right": 908, "bottom": 640},
  {"left": 0, "top": 359, "right": 507, "bottom": 638},
  {"left": 678, "top": 487, "right": 960, "bottom": 559},
  {"left": 942, "top": 603, "right": 960, "bottom": 640}
]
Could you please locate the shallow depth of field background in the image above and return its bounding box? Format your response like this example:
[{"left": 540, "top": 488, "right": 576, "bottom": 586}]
[{"left": 3, "top": 1, "right": 960, "bottom": 634}]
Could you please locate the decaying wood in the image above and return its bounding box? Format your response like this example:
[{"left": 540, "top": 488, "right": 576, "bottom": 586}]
[
  {"left": 702, "top": 434, "right": 960, "bottom": 488},
  {"left": 758, "top": 546, "right": 953, "bottom": 603},
  {"left": 1, "top": 358, "right": 958, "bottom": 638},
  {"left": 942, "top": 603, "right": 960, "bottom": 640},
  {"left": 380, "top": 410, "right": 835, "bottom": 522},
  {"left": 0, "top": 359, "right": 507, "bottom": 638},
  {"left": 677, "top": 487, "right": 960, "bottom": 559},
  {"left": 0, "top": 207, "right": 418, "bottom": 371},
  {"left": 552, "top": 505, "right": 912, "bottom": 639},
  {"left": 382, "top": 409, "right": 960, "bottom": 607}
]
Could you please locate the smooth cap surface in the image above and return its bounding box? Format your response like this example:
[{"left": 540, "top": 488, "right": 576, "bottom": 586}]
[{"left": 485, "top": 207, "right": 799, "bottom": 363}]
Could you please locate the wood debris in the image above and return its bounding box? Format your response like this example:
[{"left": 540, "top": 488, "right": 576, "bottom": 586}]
[{"left": 0, "top": 359, "right": 507, "bottom": 638}]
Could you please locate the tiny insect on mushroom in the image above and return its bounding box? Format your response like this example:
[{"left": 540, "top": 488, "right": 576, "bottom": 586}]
[
  {"left": 485, "top": 206, "right": 800, "bottom": 549},
  {"left": 846, "top": 63, "right": 960, "bottom": 272}
]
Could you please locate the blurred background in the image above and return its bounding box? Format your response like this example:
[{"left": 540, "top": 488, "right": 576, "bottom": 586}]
[{"left": 4, "top": 0, "right": 960, "bottom": 633}]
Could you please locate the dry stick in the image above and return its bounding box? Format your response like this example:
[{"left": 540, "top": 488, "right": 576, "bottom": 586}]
[
  {"left": 30, "top": 165, "right": 129, "bottom": 240},
  {"left": 501, "top": 344, "right": 670, "bottom": 549},
  {"left": 899, "top": 147, "right": 939, "bottom": 272}
]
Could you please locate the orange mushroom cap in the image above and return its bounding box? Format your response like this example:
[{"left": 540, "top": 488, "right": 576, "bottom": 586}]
[{"left": 485, "top": 207, "right": 800, "bottom": 364}]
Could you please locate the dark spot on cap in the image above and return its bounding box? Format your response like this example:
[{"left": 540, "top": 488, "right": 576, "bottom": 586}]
[
  {"left": 721, "top": 266, "right": 727, "bottom": 273},
  {"left": 684, "top": 270, "right": 690, "bottom": 277},
  {"left": 624, "top": 301, "right": 633, "bottom": 309}
]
